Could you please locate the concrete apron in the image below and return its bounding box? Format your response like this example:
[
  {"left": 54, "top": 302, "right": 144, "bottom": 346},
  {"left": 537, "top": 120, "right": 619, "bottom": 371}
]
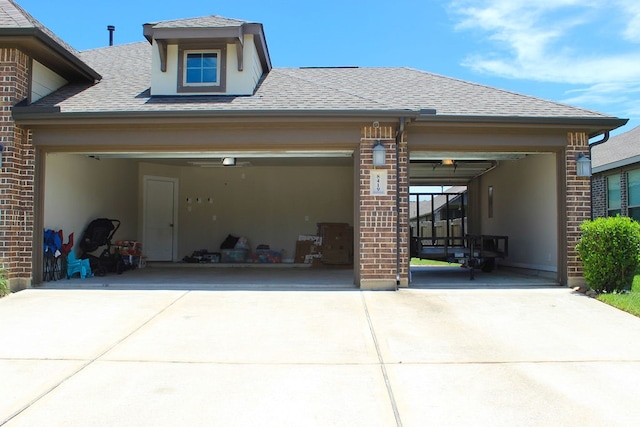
[
  {"left": 2, "top": 286, "right": 640, "bottom": 426},
  {"left": 36, "top": 263, "right": 556, "bottom": 291}
]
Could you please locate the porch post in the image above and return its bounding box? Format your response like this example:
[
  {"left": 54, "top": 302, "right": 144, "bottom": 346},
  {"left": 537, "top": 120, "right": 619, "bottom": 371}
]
[{"left": 565, "top": 131, "right": 591, "bottom": 287}]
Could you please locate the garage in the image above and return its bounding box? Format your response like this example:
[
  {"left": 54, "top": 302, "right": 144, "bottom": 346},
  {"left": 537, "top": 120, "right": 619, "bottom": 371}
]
[
  {"left": 40, "top": 138, "right": 359, "bottom": 287},
  {"left": 0, "top": 5, "right": 627, "bottom": 291},
  {"left": 407, "top": 126, "right": 565, "bottom": 286}
]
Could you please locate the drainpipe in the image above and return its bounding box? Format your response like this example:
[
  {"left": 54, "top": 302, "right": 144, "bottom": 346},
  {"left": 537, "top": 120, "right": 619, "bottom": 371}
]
[
  {"left": 588, "top": 131, "right": 609, "bottom": 156},
  {"left": 396, "top": 117, "right": 406, "bottom": 288},
  {"left": 587, "top": 131, "right": 610, "bottom": 219}
]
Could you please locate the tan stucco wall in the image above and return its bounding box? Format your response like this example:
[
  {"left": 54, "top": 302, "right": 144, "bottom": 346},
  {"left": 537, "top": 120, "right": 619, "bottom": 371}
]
[
  {"left": 150, "top": 34, "right": 262, "bottom": 96},
  {"left": 479, "top": 154, "right": 558, "bottom": 273},
  {"left": 44, "top": 154, "right": 139, "bottom": 252}
]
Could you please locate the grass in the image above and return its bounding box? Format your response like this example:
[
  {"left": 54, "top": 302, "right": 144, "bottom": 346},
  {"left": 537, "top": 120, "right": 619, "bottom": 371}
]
[
  {"left": 410, "top": 257, "right": 460, "bottom": 266},
  {"left": 597, "top": 275, "right": 640, "bottom": 317},
  {"left": 0, "top": 268, "right": 8, "bottom": 298}
]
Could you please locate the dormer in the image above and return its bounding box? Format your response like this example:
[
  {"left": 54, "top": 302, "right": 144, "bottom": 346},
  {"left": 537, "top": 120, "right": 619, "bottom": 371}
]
[{"left": 143, "top": 16, "right": 272, "bottom": 96}]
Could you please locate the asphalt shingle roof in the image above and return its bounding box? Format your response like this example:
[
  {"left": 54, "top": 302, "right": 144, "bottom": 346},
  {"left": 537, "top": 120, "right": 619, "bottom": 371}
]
[
  {"left": 28, "top": 40, "right": 619, "bottom": 120},
  {"left": 592, "top": 125, "right": 640, "bottom": 169},
  {"left": 146, "top": 15, "right": 250, "bottom": 29},
  {"left": 0, "top": 0, "right": 82, "bottom": 59}
]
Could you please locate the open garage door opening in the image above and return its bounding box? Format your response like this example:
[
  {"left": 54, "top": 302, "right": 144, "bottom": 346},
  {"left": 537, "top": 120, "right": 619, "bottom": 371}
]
[
  {"left": 409, "top": 151, "right": 561, "bottom": 288},
  {"left": 41, "top": 150, "right": 357, "bottom": 290}
]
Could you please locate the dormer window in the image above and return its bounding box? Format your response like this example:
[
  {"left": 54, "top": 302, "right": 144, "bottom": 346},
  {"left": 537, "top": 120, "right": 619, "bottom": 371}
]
[
  {"left": 185, "top": 51, "right": 219, "bottom": 85},
  {"left": 177, "top": 44, "right": 227, "bottom": 93}
]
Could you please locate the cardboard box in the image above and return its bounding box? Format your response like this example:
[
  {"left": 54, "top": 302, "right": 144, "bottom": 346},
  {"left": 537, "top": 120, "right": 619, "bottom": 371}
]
[
  {"left": 317, "top": 223, "right": 353, "bottom": 265},
  {"left": 295, "top": 240, "right": 318, "bottom": 263}
]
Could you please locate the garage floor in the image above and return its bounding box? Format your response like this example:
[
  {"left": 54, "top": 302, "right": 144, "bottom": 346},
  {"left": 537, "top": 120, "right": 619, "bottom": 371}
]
[
  {"left": 41, "top": 263, "right": 358, "bottom": 291},
  {"left": 410, "top": 265, "right": 559, "bottom": 289},
  {"left": 40, "top": 263, "right": 557, "bottom": 291}
]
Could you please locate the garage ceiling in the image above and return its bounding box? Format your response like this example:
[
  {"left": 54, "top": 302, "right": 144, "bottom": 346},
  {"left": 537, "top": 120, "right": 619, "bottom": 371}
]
[
  {"left": 68, "top": 150, "right": 355, "bottom": 167},
  {"left": 410, "top": 152, "right": 530, "bottom": 186}
]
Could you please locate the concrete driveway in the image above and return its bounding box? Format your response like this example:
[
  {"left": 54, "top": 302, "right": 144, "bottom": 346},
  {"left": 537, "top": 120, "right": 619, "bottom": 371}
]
[{"left": 1, "top": 285, "right": 640, "bottom": 426}]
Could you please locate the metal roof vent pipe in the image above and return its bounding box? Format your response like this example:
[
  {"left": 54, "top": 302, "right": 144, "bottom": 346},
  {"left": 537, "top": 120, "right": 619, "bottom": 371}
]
[{"left": 107, "top": 25, "right": 115, "bottom": 46}]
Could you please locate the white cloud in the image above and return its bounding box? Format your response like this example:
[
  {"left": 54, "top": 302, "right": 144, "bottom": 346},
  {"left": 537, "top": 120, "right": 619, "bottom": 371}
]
[
  {"left": 449, "top": 0, "right": 640, "bottom": 85},
  {"left": 617, "top": 0, "right": 640, "bottom": 42},
  {"left": 449, "top": 0, "right": 640, "bottom": 125}
]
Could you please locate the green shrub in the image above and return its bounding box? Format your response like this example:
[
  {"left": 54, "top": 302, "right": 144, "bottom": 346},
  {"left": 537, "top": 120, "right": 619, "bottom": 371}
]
[
  {"left": 0, "top": 267, "right": 8, "bottom": 298},
  {"left": 577, "top": 216, "right": 640, "bottom": 293}
]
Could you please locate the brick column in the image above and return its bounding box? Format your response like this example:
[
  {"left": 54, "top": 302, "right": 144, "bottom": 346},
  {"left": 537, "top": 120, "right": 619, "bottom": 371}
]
[
  {"left": 358, "top": 125, "right": 409, "bottom": 290},
  {"left": 0, "top": 48, "right": 34, "bottom": 291},
  {"left": 566, "top": 132, "right": 591, "bottom": 287},
  {"left": 397, "top": 132, "right": 410, "bottom": 287}
]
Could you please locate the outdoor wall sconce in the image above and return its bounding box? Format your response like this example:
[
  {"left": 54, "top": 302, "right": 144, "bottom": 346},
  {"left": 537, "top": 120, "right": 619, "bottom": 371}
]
[
  {"left": 222, "top": 157, "right": 236, "bottom": 166},
  {"left": 441, "top": 159, "right": 454, "bottom": 166},
  {"left": 372, "top": 140, "right": 386, "bottom": 167},
  {"left": 575, "top": 152, "right": 591, "bottom": 177}
]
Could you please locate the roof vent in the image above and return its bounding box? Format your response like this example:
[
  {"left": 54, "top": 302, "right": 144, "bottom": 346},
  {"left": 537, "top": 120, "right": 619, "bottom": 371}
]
[{"left": 107, "top": 25, "right": 115, "bottom": 46}]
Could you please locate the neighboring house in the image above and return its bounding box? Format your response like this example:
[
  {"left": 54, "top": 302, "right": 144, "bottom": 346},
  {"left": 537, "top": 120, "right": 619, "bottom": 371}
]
[
  {"left": 0, "top": 0, "right": 628, "bottom": 291},
  {"left": 592, "top": 125, "right": 640, "bottom": 220},
  {"left": 409, "top": 186, "right": 466, "bottom": 228}
]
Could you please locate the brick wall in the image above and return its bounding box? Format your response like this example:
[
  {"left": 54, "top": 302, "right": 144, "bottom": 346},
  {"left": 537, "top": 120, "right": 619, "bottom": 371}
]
[
  {"left": 591, "top": 174, "right": 606, "bottom": 218},
  {"left": 621, "top": 172, "right": 629, "bottom": 216},
  {"left": 358, "top": 125, "right": 409, "bottom": 290},
  {"left": 0, "top": 48, "right": 33, "bottom": 291},
  {"left": 566, "top": 132, "right": 591, "bottom": 285}
]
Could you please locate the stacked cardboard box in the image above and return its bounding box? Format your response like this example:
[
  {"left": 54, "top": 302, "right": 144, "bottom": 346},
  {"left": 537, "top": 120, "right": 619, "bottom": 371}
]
[
  {"left": 317, "top": 223, "right": 353, "bottom": 265},
  {"left": 295, "top": 235, "right": 322, "bottom": 264}
]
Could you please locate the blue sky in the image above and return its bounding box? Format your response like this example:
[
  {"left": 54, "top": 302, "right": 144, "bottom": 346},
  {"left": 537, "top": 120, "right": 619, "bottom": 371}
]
[{"left": 17, "top": 0, "right": 640, "bottom": 135}]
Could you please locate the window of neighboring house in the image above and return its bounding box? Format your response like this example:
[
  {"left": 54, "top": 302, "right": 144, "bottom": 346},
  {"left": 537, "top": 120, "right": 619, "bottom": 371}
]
[
  {"left": 177, "top": 46, "right": 226, "bottom": 93},
  {"left": 607, "top": 175, "right": 621, "bottom": 217},
  {"left": 628, "top": 169, "right": 640, "bottom": 221}
]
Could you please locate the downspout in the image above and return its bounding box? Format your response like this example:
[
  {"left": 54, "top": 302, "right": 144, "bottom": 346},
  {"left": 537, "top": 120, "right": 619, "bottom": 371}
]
[
  {"left": 588, "top": 131, "right": 609, "bottom": 156},
  {"left": 587, "top": 131, "right": 610, "bottom": 219},
  {"left": 396, "top": 117, "right": 406, "bottom": 288}
]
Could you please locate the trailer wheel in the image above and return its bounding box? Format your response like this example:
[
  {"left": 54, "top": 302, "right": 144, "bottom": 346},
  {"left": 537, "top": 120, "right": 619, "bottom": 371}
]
[{"left": 481, "top": 260, "right": 495, "bottom": 273}]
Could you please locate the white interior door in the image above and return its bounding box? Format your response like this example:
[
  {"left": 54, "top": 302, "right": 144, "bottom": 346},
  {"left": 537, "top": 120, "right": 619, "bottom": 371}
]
[{"left": 144, "top": 177, "right": 178, "bottom": 261}]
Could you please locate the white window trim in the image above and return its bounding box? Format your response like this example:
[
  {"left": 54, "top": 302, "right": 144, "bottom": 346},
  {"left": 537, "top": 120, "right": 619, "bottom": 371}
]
[{"left": 183, "top": 49, "right": 221, "bottom": 87}]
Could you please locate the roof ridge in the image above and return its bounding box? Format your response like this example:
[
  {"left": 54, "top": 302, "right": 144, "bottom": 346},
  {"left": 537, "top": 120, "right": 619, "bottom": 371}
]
[
  {"left": 80, "top": 40, "right": 149, "bottom": 53},
  {"left": 146, "top": 14, "right": 251, "bottom": 27}
]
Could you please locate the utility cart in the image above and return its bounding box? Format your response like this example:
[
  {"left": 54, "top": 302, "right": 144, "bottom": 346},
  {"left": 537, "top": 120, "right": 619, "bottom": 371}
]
[{"left": 409, "top": 190, "right": 508, "bottom": 280}]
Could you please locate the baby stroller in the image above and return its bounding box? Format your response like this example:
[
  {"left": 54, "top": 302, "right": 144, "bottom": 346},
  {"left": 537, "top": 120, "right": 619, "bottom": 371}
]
[{"left": 79, "top": 218, "right": 124, "bottom": 276}]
